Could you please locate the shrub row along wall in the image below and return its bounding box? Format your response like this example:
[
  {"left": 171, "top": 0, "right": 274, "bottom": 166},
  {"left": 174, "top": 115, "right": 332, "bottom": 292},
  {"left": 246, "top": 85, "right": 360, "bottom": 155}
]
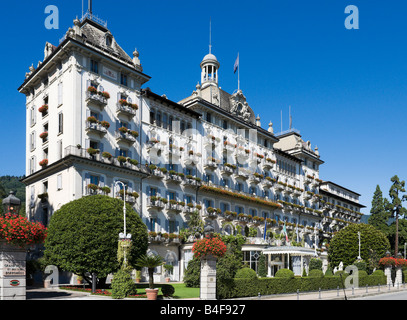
[{"left": 217, "top": 275, "right": 387, "bottom": 299}]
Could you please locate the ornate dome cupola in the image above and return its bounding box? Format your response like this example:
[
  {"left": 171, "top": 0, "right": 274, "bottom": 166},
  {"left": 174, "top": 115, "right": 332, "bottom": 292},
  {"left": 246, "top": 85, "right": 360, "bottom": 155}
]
[{"left": 200, "top": 53, "right": 220, "bottom": 89}]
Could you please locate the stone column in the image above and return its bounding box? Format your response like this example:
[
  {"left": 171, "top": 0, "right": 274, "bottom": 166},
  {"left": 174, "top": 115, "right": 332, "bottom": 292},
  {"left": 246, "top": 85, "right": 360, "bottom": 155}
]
[
  {"left": 200, "top": 255, "right": 217, "bottom": 300},
  {"left": 0, "top": 241, "right": 26, "bottom": 300},
  {"left": 384, "top": 266, "right": 393, "bottom": 286}
]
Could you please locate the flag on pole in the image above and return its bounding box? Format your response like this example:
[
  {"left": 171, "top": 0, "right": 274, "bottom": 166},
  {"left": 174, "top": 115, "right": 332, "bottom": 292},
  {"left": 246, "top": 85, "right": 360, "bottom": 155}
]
[
  {"left": 234, "top": 53, "right": 239, "bottom": 74},
  {"left": 283, "top": 221, "right": 288, "bottom": 242},
  {"left": 263, "top": 217, "right": 267, "bottom": 241}
]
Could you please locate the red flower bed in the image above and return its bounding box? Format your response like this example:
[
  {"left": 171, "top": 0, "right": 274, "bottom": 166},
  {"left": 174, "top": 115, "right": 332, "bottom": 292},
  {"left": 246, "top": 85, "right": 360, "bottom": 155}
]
[
  {"left": 0, "top": 213, "right": 47, "bottom": 247},
  {"left": 379, "top": 257, "right": 407, "bottom": 267},
  {"left": 192, "top": 235, "right": 227, "bottom": 259}
]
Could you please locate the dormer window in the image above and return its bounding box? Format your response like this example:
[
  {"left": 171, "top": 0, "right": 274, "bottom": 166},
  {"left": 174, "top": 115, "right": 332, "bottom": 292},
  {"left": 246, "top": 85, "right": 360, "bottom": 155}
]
[{"left": 106, "top": 35, "right": 112, "bottom": 47}]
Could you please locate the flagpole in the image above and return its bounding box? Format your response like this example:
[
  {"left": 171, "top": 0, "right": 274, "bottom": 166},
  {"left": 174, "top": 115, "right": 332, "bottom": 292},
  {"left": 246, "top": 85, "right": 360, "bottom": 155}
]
[{"left": 238, "top": 52, "right": 240, "bottom": 91}]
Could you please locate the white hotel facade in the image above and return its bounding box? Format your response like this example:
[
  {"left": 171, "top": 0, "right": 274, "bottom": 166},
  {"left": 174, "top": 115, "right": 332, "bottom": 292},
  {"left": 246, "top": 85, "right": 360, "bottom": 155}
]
[{"left": 18, "top": 15, "right": 364, "bottom": 282}]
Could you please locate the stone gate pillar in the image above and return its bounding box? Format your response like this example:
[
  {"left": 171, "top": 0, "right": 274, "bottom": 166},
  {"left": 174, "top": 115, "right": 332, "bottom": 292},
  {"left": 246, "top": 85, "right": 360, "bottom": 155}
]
[
  {"left": 384, "top": 266, "right": 393, "bottom": 286},
  {"left": 0, "top": 240, "right": 26, "bottom": 300},
  {"left": 200, "top": 255, "right": 217, "bottom": 300}
]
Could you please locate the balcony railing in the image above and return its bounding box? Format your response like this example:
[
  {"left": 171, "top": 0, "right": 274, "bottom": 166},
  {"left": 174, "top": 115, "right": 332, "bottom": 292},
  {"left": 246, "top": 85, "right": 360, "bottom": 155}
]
[
  {"left": 85, "top": 121, "right": 108, "bottom": 135},
  {"left": 64, "top": 146, "right": 142, "bottom": 173},
  {"left": 85, "top": 91, "right": 108, "bottom": 107},
  {"left": 116, "top": 103, "right": 137, "bottom": 118},
  {"left": 115, "top": 131, "right": 137, "bottom": 144}
]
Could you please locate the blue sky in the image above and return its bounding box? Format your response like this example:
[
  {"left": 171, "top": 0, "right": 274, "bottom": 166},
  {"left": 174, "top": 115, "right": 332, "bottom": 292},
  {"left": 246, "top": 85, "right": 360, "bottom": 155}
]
[{"left": 1, "top": 0, "right": 406, "bottom": 214}]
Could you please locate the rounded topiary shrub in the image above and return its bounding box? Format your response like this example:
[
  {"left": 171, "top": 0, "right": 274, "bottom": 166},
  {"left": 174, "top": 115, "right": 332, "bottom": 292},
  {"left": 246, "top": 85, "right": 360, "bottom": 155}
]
[
  {"left": 235, "top": 267, "right": 257, "bottom": 279},
  {"left": 308, "top": 269, "right": 324, "bottom": 278},
  {"left": 111, "top": 268, "right": 137, "bottom": 299},
  {"left": 161, "top": 284, "right": 175, "bottom": 297},
  {"left": 328, "top": 223, "right": 390, "bottom": 269},
  {"left": 372, "top": 270, "right": 385, "bottom": 277},
  {"left": 275, "top": 268, "right": 294, "bottom": 279},
  {"left": 309, "top": 258, "right": 322, "bottom": 271}
]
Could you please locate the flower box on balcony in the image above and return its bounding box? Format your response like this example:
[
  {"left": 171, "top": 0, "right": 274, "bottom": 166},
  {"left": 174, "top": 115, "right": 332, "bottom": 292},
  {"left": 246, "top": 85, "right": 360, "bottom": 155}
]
[
  {"left": 38, "top": 105, "right": 48, "bottom": 114},
  {"left": 87, "top": 147, "right": 100, "bottom": 156},
  {"left": 39, "top": 159, "right": 48, "bottom": 167},
  {"left": 39, "top": 132, "right": 48, "bottom": 141}
]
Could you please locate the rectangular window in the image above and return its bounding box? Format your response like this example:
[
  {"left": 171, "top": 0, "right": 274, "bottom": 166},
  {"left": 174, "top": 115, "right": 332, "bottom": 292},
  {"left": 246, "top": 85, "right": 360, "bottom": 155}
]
[
  {"left": 58, "top": 82, "right": 63, "bottom": 106},
  {"left": 90, "top": 175, "right": 100, "bottom": 186},
  {"left": 58, "top": 112, "right": 63, "bottom": 134},
  {"left": 90, "top": 60, "right": 99, "bottom": 74},
  {"left": 57, "top": 174, "right": 62, "bottom": 190},
  {"left": 121, "top": 73, "right": 128, "bottom": 86},
  {"left": 169, "top": 221, "right": 176, "bottom": 234}
]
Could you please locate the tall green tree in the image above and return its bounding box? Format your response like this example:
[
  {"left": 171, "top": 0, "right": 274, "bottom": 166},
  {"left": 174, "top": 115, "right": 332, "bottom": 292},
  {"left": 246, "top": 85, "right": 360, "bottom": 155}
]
[
  {"left": 368, "top": 185, "right": 390, "bottom": 235},
  {"left": 44, "top": 195, "right": 148, "bottom": 288},
  {"left": 386, "top": 176, "right": 407, "bottom": 255}
]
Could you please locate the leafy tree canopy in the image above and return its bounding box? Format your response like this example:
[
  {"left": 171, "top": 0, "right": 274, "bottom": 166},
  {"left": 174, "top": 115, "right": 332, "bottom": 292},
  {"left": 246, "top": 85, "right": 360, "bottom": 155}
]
[
  {"left": 43, "top": 195, "right": 148, "bottom": 287},
  {"left": 328, "top": 223, "right": 390, "bottom": 269}
]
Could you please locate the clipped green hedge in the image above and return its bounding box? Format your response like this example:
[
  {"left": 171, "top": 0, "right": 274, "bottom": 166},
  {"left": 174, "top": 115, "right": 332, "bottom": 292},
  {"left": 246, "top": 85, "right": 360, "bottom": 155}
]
[{"left": 217, "top": 274, "right": 387, "bottom": 299}]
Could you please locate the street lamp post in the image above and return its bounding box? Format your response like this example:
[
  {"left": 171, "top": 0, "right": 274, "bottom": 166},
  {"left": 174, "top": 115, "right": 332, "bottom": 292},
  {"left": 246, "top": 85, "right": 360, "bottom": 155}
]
[
  {"left": 2, "top": 191, "right": 21, "bottom": 216},
  {"left": 357, "top": 232, "right": 362, "bottom": 260},
  {"left": 114, "top": 181, "right": 132, "bottom": 267}
]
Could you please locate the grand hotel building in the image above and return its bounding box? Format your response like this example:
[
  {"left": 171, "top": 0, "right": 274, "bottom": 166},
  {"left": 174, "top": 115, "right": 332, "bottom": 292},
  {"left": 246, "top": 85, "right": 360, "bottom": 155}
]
[{"left": 18, "top": 14, "right": 364, "bottom": 282}]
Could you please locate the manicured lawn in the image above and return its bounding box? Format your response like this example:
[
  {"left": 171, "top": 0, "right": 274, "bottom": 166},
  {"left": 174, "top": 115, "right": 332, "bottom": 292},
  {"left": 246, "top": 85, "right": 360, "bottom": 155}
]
[
  {"left": 60, "top": 282, "right": 200, "bottom": 299},
  {"left": 170, "top": 283, "right": 200, "bottom": 299}
]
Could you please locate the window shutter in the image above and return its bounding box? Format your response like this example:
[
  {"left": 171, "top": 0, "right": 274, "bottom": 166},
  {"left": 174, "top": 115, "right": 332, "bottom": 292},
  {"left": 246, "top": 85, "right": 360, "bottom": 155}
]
[
  {"left": 175, "top": 221, "right": 180, "bottom": 233},
  {"left": 100, "top": 176, "right": 105, "bottom": 187},
  {"left": 165, "top": 220, "right": 169, "bottom": 233}
]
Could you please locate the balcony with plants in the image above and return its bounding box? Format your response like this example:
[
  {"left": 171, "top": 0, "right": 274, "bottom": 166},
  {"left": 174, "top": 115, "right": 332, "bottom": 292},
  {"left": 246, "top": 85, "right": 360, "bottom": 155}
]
[
  {"left": 116, "top": 99, "right": 138, "bottom": 118},
  {"left": 86, "top": 183, "right": 111, "bottom": 196},
  {"left": 39, "top": 159, "right": 48, "bottom": 169},
  {"left": 234, "top": 167, "right": 250, "bottom": 180},
  {"left": 64, "top": 146, "right": 141, "bottom": 173},
  {"left": 166, "top": 170, "right": 184, "bottom": 184},
  {"left": 148, "top": 165, "right": 166, "bottom": 179},
  {"left": 86, "top": 86, "right": 110, "bottom": 108},
  {"left": 38, "top": 104, "right": 49, "bottom": 117},
  {"left": 204, "top": 157, "right": 218, "bottom": 170},
  {"left": 183, "top": 175, "right": 202, "bottom": 187},
  {"left": 204, "top": 134, "right": 220, "bottom": 150},
  {"left": 262, "top": 176, "right": 276, "bottom": 189},
  {"left": 39, "top": 131, "right": 49, "bottom": 144},
  {"left": 183, "top": 150, "right": 200, "bottom": 166},
  {"left": 263, "top": 157, "right": 276, "bottom": 170},
  {"left": 116, "top": 190, "right": 140, "bottom": 204},
  {"left": 115, "top": 127, "right": 138, "bottom": 144},
  {"left": 85, "top": 116, "right": 109, "bottom": 136},
  {"left": 220, "top": 163, "right": 236, "bottom": 175},
  {"left": 147, "top": 196, "right": 166, "bottom": 210},
  {"left": 165, "top": 200, "right": 185, "bottom": 213},
  {"left": 183, "top": 203, "right": 202, "bottom": 215},
  {"left": 203, "top": 207, "right": 221, "bottom": 219},
  {"left": 249, "top": 172, "right": 264, "bottom": 185},
  {"left": 223, "top": 141, "right": 236, "bottom": 153}
]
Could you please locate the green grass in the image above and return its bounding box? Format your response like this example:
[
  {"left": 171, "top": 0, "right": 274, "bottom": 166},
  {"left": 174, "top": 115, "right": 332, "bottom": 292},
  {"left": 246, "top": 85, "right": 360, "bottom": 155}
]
[
  {"left": 61, "top": 282, "right": 200, "bottom": 299},
  {"left": 170, "top": 283, "right": 200, "bottom": 299}
]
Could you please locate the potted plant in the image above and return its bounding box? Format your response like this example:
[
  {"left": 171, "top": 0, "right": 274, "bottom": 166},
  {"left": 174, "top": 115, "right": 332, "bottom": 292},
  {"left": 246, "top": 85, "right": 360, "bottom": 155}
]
[
  {"left": 135, "top": 269, "right": 142, "bottom": 283},
  {"left": 38, "top": 104, "right": 48, "bottom": 114},
  {"left": 135, "top": 254, "right": 164, "bottom": 300},
  {"left": 163, "top": 264, "right": 174, "bottom": 282},
  {"left": 39, "top": 159, "right": 48, "bottom": 168},
  {"left": 88, "top": 86, "right": 98, "bottom": 94}
]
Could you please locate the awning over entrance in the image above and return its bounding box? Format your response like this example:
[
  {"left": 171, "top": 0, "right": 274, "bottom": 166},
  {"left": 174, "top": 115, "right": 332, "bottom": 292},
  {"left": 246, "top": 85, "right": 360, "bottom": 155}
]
[{"left": 262, "top": 246, "right": 316, "bottom": 256}]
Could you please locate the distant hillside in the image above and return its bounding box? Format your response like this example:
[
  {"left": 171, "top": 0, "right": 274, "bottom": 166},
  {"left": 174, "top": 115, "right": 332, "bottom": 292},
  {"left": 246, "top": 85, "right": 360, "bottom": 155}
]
[{"left": 0, "top": 176, "right": 26, "bottom": 215}]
